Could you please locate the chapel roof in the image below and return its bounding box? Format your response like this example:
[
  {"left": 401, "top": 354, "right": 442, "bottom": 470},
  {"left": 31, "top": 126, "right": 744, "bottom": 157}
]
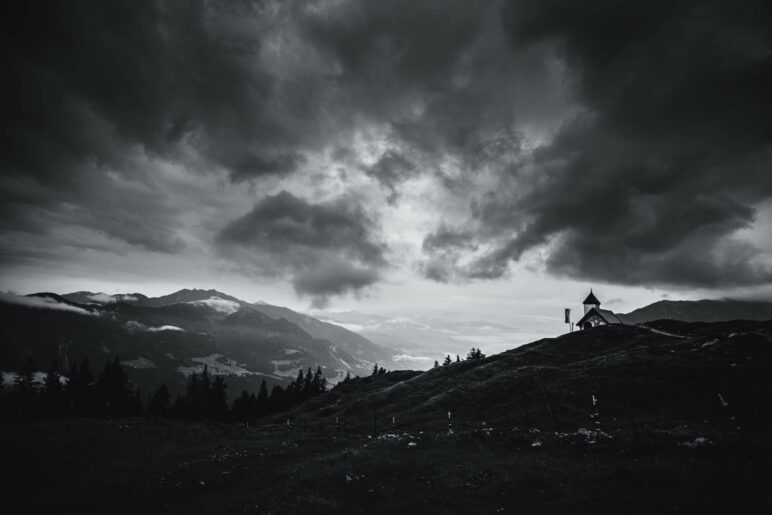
[{"left": 582, "top": 290, "right": 601, "bottom": 305}]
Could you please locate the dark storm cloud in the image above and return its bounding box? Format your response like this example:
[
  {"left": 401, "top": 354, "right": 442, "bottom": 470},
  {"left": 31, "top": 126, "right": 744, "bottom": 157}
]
[
  {"left": 230, "top": 152, "right": 307, "bottom": 182},
  {"left": 423, "top": 0, "right": 772, "bottom": 288},
  {"left": 295, "top": 0, "right": 560, "bottom": 169},
  {"left": 217, "top": 191, "right": 386, "bottom": 302},
  {"left": 5, "top": 0, "right": 770, "bottom": 296},
  {"left": 0, "top": 0, "right": 286, "bottom": 257},
  {"left": 362, "top": 151, "right": 416, "bottom": 203}
]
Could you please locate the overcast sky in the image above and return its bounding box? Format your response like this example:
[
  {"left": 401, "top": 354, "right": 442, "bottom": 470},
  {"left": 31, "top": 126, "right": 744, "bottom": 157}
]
[{"left": 2, "top": 0, "right": 771, "bottom": 343}]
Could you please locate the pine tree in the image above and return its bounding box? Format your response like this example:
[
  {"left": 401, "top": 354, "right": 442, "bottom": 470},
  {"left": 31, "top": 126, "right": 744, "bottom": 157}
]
[
  {"left": 302, "top": 367, "right": 314, "bottom": 399},
  {"left": 372, "top": 363, "right": 379, "bottom": 376},
  {"left": 96, "top": 357, "right": 135, "bottom": 418},
  {"left": 342, "top": 371, "right": 352, "bottom": 383},
  {"left": 42, "top": 360, "right": 64, "bottom": 417},
  {"left": 268, "top": 384, "right": 285, "bottom": 413},
  {"left": 13, "top": 358, "right": 38, "bottom": 420},
  {"left": 147, "top": 384, "right": 171, "bottom": 417},
  {"left": 231, "top": 390, "right": 251, "bottom": 423},
  {"left": 68, "top": 358, "right": 95, "bottom": 416},
  {"left": 433, "top": 360, "right": 439, "bottom": 368},
  {"left": 207, "top": 376, "right": 229, "bottom": 421},
  {"left": 256, "top": 379, "right": 269, "bottom": 417},
  {"left": 443, "top": 355, "right": 452, "bottom": 366},
  {"left": 312, "top": 366, "right": 327, "bottom": 394},
  {"left": 466, "top": 347, "right": 485, "bottom": 360},
  {"left": 287, "top": 369, "right": 305, "bottom": 405},
  {"left": 456, "top": 355, "right": 461, "bottom": 363},
  {"left": 131, "top": 387, "right": 144, "bottom": 416}
]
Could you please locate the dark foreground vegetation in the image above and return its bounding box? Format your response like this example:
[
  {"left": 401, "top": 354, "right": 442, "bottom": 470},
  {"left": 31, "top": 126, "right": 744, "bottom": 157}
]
[
  {"left": 1, "top": 416, "right": 769, "bottom": 514},
  {"left": 2, "top": 319, "right": 771, "bottom": 513}
]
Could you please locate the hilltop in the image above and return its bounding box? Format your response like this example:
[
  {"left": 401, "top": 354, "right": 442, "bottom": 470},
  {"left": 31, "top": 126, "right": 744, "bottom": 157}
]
[
  {"left": 281, "top": 320, "right": 772, "bottom": 438},
  {"left": 621, "top": 298, "right": 772, "bottom": 324},
  {"left": 2, "top": 318, "right": 772, "bottom": 513}
]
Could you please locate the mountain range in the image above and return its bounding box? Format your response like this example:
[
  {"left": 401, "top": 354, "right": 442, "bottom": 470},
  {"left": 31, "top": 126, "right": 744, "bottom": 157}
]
[
  {"left": 2, "top": 289, "right": 771, "bottom": 401},
  {"left": 0, "top": 289, "right": 397, "bottom": 400},
  {"left": 620, "top": 298, "right": 772, "bottom": 324}
]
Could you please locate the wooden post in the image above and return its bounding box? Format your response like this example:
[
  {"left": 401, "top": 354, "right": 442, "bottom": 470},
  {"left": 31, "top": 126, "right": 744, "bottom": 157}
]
[
  {"left": 537, "top": 370, "right": 559, "bottom": 433},
  {"left": 523, "top": 399, "right": 531, "bottom": 433},
  {"left": 627, "top": 368, "right": 639, "bottom": 443},
  {"left": 373, "top": 401, "right": 377, "bottom": 437}
]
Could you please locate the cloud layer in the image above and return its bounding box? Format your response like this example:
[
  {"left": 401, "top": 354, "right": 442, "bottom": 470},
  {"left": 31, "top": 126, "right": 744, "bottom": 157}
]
[
  {"left": 2, "top": 0, "right": 771, "bottom": 303},
  {"left": 217, "top": 191, "right": 386, "bottom": 305}
]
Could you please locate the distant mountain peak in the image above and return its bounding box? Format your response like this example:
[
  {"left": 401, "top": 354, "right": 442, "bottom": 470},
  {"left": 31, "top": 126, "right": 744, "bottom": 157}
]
[{"left": 622, "top": 298, "right": 772, "bottom": 324}]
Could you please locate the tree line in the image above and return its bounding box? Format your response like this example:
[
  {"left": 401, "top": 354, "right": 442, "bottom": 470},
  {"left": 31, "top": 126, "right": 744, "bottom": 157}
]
[
  {"left": 0, "top": 357, "right": 143, "bottom": 421},
  {"left": 433, "top": 347, "right": 486, "bottom": 368},
  {"left": 0, "top": 357, "right": 329, "bottom": 424},
  {"left": 1, "top": 348, "right": 486, "bottom": 423}
]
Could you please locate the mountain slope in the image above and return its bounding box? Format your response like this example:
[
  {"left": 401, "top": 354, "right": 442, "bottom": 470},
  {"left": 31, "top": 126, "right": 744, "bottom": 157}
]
[
  {"left": 251, "top": 303, "right": 394, "bottom": 365},
  {"left": 0, "top": 289, "right": 395, "bottom": 400},
  {"left": 622, "top": 299, "right": 772, "bottom": 324},
  {"left": 279, "top": 320, "right": 772, "bottom": 437}
]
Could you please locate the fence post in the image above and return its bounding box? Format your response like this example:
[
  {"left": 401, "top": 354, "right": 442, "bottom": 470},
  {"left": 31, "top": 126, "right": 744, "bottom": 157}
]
[
  {"left": 373, "top": 401, "right": 378, "bottom": 437},
  {"left": 537, "top": 370, "right": 560, "bottom": 433},
  {"left": 626, "top": 368, "right": 639, "bottom": 444}
]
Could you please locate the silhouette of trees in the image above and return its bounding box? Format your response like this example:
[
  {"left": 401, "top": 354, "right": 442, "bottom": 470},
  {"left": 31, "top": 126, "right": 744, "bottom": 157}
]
[
  {"left": 443, "top": 355, "right": 452, "bottom": 366},
  {"left": 67, "top": 358, "right": 95, "bottom": 416},
  {"left": 0, "top": 357, "right": 332, "bottom": 424},
  {"left": 12, "top": 358, "right": 38, "bottom": 420},
  {"left": 95, "top": 357, "right": 141, "bottom": 418},
  {"left": 147, "top": 384, "right": 171, "bottom": 418},
  {"left": 268, "top": 384, "right": 286, "bottom": 413},
  {"left": 466, "top": 347, "right": 485, "bottom": 360},
  {"left": 0, "top": 356, "right": 143, "bottom": 421},
  {"left": 231, "top": 390, "right": 253, "bottom": 423},
  {"left": 42, "top": 361, "right": 65, "bottom": 417},
  {"left": 208, "top": 376, "right": 229, "bottom": 422}
]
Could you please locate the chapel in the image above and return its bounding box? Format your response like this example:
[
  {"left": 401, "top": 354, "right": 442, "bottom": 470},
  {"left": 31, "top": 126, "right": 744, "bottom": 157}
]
[{"left": 575, "top": 290, "right": 624, "bottom": 330}]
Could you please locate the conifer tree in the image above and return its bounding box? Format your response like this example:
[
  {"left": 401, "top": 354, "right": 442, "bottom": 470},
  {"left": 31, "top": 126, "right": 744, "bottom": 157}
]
[
  {"left": 207, "top": 376, "right": 229, "bottom": 421},
  {"left": 443, "top": 355, "right": 452, "bottom": 366},
  {"left": 67, "top": 358, "right": 95, "bottom": 416},
  {"left": 268, "top": 384, "right": 285, "bottom": 413},
  {"left": 43, "top": 360, "right": 64, "bottom": 417},
  {"left": 433, "top": 360, "right": 439, "bottom": 368},
  {"left": 312, "top": 366, "right": 327, "bottom": 394},
  {"left": 466, "top": 347, "right": 485, "bottom": 360},
  {"left": 96, "top": 357, "right": 135, "bottom": 418},
  {"left": 343, "top": 371, "right": 351, "bottom": 383},
  {"left": 302, "top": 367, "right": 314, "bottom": 399},
  {"left": 231, "top": 390, "right": 252, "bottom": 423},
  {"left": 256, "top": 379, "right": 269, "bottom": 417},
  {"left": 13, "top": 358, "right": 38, "bottom": 420},
  {"left": 456, "top": 355, "right": 461, "bottom": 363},
  {"left": 372, "top": 363, "right": 379, "bottom": 376},
  {"left": 147, "top": 384, "right": 171, "bottom": 417}
]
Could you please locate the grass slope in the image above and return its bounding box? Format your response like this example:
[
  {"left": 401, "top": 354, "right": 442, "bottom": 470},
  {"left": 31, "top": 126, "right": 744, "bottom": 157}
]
[
  {"left": 2, "top": 320, "right": 771, "bottom": 513},
  {"left": 283, "top": 321, "right": 772, "bottom": 438}
]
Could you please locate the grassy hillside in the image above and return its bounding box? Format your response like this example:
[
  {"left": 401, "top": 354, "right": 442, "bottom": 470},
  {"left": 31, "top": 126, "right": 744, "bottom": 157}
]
[
  {"left": 622, "top": 299, "right": 772, "bottom": 324},
  {"left": 281, "top": 321, "right": 772, "bottom": 438},
  {"left": 2, "top": 320, "right": 771, "bottom": 513}
]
